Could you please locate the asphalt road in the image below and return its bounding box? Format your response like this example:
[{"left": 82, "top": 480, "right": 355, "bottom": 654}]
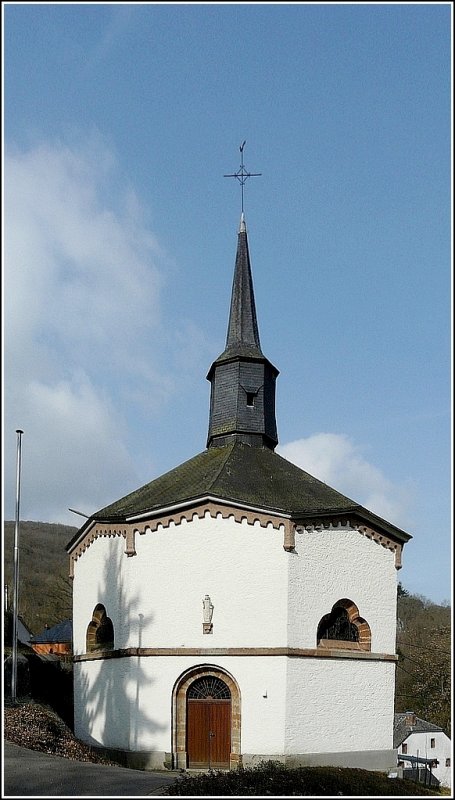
[{"left": 3, "top": 742, "right": 182, "bottom": 797}]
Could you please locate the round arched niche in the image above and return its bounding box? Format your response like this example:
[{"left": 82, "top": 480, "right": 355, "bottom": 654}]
[{"left": 172, "top": 664, "right": 241, "bottom": 770}]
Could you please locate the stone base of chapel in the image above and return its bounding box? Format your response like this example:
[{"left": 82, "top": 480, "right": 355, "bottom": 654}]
[
  {"left": 88, "top": 745, "right": 397, "bottom": 773},
  {"left": 89, "top": 746, "right": 174, "bottom": 772},
  {"left": 243, "top": 749, "right": 397, "bottom": 772}
]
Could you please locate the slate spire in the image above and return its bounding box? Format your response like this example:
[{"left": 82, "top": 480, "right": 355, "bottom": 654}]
[
  {"left": 206, "top": 215, "right": 279, "bottom": 450},
  {"left": 225, "top": 213, "right": 262, "bottom": 357}
]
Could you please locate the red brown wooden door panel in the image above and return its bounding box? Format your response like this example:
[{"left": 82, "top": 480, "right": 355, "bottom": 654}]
[{"left": 187, "top": 699, "right": 231, "bottom": 768}]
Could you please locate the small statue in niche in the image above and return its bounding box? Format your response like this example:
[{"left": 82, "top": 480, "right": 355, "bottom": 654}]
[{"left": 203, "top": 594, "right": 214, "bottom": 633}]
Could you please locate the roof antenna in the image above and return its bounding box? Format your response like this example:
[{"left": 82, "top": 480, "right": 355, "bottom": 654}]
[
  {"left": 224, "top": 141, "right": 261, "bottom": 214},
  {"left": 68, "top": 508, "right": 90, "bottom": 518}
]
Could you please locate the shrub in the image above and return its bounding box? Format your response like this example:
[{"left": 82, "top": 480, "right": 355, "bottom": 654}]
[{"left": 165, "top": 760, "right": 442, "bottom": 796}]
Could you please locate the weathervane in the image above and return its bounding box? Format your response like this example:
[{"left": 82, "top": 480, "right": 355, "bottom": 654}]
[{"left": 224, "top": 141, "right": 261, "bottom": 213}]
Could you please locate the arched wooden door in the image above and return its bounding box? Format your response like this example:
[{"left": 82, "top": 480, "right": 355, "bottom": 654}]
[{"left": 186, "top": 676, "right": 231, "bottom": 769}]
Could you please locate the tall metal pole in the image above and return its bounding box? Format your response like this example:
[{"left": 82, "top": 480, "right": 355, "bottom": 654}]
[{"left": 11, "top": 429, "right": 24, "bottom": 703}]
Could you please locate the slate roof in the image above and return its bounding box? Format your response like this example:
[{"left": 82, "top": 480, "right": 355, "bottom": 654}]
[
  {"left": 393, "top": 713, "right": 446, "bottom": 748},
  {"left": 66, "top": 441, "right": 411, "bottom": 550},
  {"left": 217, "top": 213, "right": 263, "bottom": 363},
  {"left": 18, "top": 617, "right": 32, "bottom": 645},
  {"left": 31, "top": 619, "right": 72, "bottom": 644},
  {"left": 208, "top": 216, "right": 276, "bottom": 370}
]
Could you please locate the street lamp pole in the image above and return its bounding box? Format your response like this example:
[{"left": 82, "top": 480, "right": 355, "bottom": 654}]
[{"left": 11, "top": 429, "right": 24, "bottom": 703}]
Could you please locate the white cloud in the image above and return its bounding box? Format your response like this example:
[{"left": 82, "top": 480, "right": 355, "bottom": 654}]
[
  {"left": 5, "top": 374, "right": 135, "bottom": 525},
  {"left": 3, "top": 136, "right": 185, "bottom": 524},
  {"left": 278, "top": 432, "right": 414, "bottom": 529},
  {"left": 5, "top": 138, "right": 162, "bottom": 380}
]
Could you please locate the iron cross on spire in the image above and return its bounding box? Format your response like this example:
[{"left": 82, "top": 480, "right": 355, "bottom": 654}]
[{"left": 224, "top": 141, "right": 261, "bottom": 213}]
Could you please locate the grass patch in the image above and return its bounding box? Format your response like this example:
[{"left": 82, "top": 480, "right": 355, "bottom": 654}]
[{"left": 164, "top": 759, "right": 443, "bottom": 796}]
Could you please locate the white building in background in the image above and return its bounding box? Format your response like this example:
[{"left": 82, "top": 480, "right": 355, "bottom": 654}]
[
  {"left": 395, "top": 712, "right": 451, "bottom": 789},
  {"left": 67, "top": 209, "right": 412, "bottom": 771}
]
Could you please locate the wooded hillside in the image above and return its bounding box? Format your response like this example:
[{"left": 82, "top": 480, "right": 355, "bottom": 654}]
[
  {"left": 395, "top": 584, "right": 451, "bottom": 737},
  {"left": 4, "top": 521, "right": 77, "bottom": 635}
]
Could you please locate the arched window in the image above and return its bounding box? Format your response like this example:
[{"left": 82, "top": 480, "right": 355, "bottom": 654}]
[
  {"left": 317, "top": 598, "right": 371, "bottom": 651},
  {"left": 86, "top": 604, "right": 114, "bottom": 652},
  {"left": 318, "top": 606, "right": 359, "bottom": 642},
  {"left": 188, "top": 676, "right": 231, "bottom": 699}
]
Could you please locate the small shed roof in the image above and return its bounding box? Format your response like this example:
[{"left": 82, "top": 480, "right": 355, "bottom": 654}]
[
  {"left": 17, "top": 617, "right": 32, "bottom": 645},
  {"left": 31, "top": 619, "right": 72, "bottom": 644}
]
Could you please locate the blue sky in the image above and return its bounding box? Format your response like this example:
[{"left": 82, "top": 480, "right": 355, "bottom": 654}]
[{"left": 3, "top": 2, "right": 452, "bottom": 604}]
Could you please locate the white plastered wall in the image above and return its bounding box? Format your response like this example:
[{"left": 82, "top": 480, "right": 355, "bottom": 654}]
[
  {"left": 71, "top": 513, "right": 400, "bottom": 758},
  {"left": 72, "top": 513, "right": 289, "bottom": 655},
  {"left": 74, "top": 655, "right": 288, "bottom": 754},
  {"left": 284, "top": 656, "right": 396, "bottom": 754},
  {"left": 287, "top": 527, "right": 398, "bottom": 652}
]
